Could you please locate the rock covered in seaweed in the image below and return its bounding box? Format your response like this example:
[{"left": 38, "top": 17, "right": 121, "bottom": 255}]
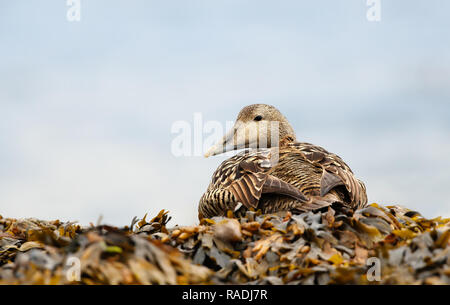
[{"left": 0, "top": 205, "right": 449, "bottom": 284}]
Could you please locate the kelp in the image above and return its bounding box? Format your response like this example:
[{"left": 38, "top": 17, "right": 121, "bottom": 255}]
[{"left": 0, "top": 204, "right": 449, "bottom": 284}]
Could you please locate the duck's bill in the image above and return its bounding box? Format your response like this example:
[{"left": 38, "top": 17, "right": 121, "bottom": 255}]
[
  {"left": 204, "top": 139, "right": 242, "bottom": 158},
  {"left": 204, "top": 144, "right": 227, "bottom": 158},
  {"left": 204, "top": 142, "right": 247, "bottom": 158},
  {"left": 204, "top": 122, "right": 244, "bottom": 158},
  {"left": 204, "top": 120, "right": 274, "bottom": 157}
]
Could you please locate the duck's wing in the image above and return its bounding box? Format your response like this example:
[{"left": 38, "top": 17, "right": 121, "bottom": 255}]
[
  {"left": 211, "top": 149, "right": 309, "bottom": 210},
  {"left": 286, "top": 142, "right": 367, "bottom": 208}
]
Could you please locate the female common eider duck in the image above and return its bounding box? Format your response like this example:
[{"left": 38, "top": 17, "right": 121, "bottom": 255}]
[{"left": 198, "top": 104, "right": 367, "bottom": 219}]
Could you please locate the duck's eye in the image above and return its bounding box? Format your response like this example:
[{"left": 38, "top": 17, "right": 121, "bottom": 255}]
[{"left": 254, "top": 115, "right": 263, "bottom": 121}]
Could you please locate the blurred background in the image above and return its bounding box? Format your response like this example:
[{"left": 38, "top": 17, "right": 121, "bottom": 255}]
[{"left": 0, "top": 1, "right": 449, "bottom": 226}]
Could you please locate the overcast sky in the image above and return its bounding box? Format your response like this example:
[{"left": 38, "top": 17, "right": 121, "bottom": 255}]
[{"left": 0, "top": 1, "right": 449, "bottom": 226}]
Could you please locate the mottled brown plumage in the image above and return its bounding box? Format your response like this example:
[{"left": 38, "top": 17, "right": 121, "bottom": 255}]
[{"left": 198, "top": 104, "right": 367, "bottom": 219}]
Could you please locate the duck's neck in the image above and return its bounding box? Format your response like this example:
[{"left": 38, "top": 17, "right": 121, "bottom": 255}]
[
  {"left": 279, "top": 135, "right": 296, "bottom": 147},
  {"left": 278, "top": 120, "right": 296, "bottom": 143}
]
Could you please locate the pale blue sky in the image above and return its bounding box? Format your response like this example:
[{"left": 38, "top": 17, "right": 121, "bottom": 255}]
[{"left": 0, "top": 1, "right": 449, "bottom": 226}]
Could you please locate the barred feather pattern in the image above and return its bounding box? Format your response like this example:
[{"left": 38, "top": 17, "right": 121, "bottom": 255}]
[{"left": 198, "top": 142, "right": 368, "bottom": 219}]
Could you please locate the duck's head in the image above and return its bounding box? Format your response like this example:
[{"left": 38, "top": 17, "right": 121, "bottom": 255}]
[{"left": 205, "top": 104, "right": 296, "bottom": 157}]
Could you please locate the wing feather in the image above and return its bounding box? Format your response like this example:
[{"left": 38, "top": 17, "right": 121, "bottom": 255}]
[
  {"left": 286, "top": 142, "right": 367, "bottom": 208},
  {"left": 211, "top": 149, "right": 312, "bottom": 210}
]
